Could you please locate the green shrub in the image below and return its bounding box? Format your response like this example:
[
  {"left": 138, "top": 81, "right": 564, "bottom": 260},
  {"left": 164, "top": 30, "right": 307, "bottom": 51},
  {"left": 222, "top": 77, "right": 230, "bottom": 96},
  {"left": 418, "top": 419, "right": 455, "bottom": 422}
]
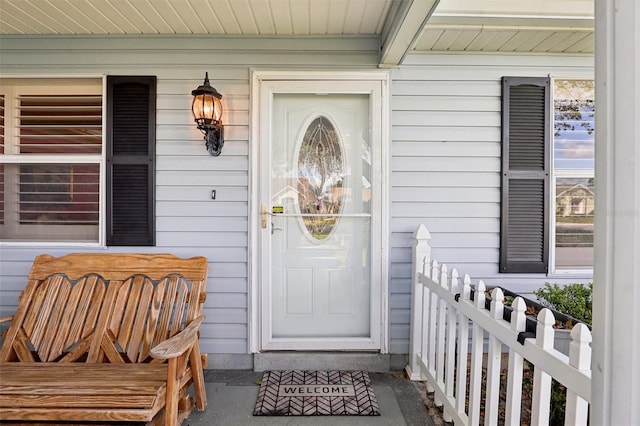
[
  {"left": 533, "top": 282, "right": 592, "bottom": 422},
  {"left": 533, "top": 282, "right": 593, "bottom": 325}
]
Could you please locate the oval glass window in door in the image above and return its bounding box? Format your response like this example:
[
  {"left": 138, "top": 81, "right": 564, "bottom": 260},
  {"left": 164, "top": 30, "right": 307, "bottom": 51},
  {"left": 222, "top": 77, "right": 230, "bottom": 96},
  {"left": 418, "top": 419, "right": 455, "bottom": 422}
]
[{"left": 297, "top": 116, "right": 345, "bottom": 240}]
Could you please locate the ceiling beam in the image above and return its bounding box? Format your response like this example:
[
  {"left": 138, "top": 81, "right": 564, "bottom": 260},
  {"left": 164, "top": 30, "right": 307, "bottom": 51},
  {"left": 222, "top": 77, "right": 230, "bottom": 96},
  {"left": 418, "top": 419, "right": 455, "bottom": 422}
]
[
  {"left": 379, "top": 0, "right": 441, "bottom": 67},
  {"left": 428, "top": 14, "right": 593, "bottom": 29}
]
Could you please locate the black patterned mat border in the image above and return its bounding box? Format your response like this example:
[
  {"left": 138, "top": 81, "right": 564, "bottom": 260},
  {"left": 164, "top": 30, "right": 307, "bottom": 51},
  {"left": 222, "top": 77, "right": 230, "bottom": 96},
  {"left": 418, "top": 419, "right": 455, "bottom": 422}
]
[{"left": 253, "top": 370, "right": 381, "bottom": 416}]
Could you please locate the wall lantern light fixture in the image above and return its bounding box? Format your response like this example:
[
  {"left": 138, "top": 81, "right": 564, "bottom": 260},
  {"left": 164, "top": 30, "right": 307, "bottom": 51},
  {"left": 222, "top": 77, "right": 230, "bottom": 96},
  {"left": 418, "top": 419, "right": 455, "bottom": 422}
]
[{"left": 191, "top": 72, "right": 224, "bottom": 156}]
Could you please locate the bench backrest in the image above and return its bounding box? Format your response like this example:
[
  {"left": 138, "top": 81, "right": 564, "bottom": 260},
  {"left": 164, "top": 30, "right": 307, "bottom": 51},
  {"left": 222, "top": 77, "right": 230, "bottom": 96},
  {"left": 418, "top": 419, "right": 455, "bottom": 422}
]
[{"left": 0, "top": 253, "right": 208, "bottom": 363}]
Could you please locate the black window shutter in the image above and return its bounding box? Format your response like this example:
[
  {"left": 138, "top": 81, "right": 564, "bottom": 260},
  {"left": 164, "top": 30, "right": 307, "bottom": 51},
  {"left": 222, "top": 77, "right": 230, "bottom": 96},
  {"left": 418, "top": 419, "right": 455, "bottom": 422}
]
[
  {"left": 106, "top": 76, "right": 156, "bottom": 246},
  {"left": 500, "top": 77, "right": 550, "bottom": 273}
]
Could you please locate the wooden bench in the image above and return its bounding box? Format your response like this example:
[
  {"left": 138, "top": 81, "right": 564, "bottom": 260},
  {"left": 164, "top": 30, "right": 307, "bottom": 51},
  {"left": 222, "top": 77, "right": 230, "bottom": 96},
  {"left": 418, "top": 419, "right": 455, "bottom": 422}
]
[{"left": 0, "top": 253, "right": 208, "bottom": 426}]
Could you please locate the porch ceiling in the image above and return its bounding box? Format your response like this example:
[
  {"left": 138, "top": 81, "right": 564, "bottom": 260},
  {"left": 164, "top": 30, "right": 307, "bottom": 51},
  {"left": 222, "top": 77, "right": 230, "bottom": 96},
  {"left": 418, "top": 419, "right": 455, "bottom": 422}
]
[
  {"left": 419, "top": 0, "right": 594, "bottom": 55},
  {"left": 0, "top": 0, "right": 594, "bottom": 65}
]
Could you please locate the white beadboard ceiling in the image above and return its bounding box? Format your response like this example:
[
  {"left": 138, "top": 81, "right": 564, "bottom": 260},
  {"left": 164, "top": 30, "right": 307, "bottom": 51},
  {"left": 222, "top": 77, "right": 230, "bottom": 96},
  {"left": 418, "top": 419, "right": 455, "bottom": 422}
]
[
  {"left": 0, "top": 0, "right": 594, "bottom": 64},
  {"left": 422, "top": 0, "right": 594, "bottom": 54}
]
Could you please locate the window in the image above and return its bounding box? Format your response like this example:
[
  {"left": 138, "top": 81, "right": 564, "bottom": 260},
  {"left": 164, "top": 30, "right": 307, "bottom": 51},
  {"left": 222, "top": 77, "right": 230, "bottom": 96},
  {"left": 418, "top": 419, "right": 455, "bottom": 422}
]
[
  {"left": 297, "top": 116, "right": 345, "bottom": 240},
  {"left": 0, "top": 76, "right": 156, "bottom": 245},
  {"left": 500, "top": 77, "right": 594, "bottom": 273},
  {"left": 553, "top": 79, "right": 594, "bottom": 269},
  {"left": 0, "top": 79, "right": 102, "bottom": 242}
]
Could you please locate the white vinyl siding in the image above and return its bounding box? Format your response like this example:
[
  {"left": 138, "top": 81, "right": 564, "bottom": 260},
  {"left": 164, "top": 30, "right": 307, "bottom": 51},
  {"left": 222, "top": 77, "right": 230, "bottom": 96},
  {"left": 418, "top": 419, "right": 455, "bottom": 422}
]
[{"left": 389, "top": 52, "right": 594, "bottom": 353}]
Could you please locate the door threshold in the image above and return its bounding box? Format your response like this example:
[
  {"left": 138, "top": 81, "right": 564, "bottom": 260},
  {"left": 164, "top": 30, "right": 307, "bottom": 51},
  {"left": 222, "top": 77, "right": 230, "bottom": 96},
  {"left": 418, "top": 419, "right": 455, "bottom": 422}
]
[{"left": 254, "top": 352, "right": 394, "bottom": 372}]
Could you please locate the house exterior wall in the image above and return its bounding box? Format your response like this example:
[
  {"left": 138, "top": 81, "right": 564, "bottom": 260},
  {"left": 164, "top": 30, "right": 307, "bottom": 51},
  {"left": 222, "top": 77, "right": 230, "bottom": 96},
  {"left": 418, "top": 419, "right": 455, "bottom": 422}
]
[
  {"left": 0, "top": 36, "right": 593, "bottom": 357},
  {"left": 388, "top": 52, "right": 594, "bottom": 352}
]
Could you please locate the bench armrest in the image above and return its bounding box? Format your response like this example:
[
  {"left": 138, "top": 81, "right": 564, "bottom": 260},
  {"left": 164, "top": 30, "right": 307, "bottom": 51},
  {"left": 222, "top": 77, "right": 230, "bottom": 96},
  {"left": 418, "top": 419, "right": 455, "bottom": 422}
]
[
  {"left": 149, "top": 315, "right": 205, "bottom": 360},
  {"left": 0, "top": 316, "right": 13, "bottom": 324}
]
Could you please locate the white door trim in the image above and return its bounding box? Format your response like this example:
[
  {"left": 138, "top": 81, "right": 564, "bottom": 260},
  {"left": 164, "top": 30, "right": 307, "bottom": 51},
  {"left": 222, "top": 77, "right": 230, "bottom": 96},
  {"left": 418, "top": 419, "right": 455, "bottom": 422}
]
[{"left": 249, "top": 69, "right": 390, "bottom": 353}]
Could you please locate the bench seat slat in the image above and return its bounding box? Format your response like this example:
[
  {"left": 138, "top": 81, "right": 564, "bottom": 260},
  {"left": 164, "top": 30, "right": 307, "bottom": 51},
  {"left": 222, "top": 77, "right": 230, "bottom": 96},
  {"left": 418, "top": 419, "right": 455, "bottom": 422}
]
[
  {"left": 0, "top": 394, "right": 159, "bottom": 408},
  {"left": 0, "top": 364, "right": 167, "bottom": 421},
  {"left": 0, "top": 363, "right": 167, "bottom": 381},
  {"left": 0, "top": 385, "right": 163, "bottom": 395},
  {"left": 0, "top": 407, "right": 157, "bottom": 422}
]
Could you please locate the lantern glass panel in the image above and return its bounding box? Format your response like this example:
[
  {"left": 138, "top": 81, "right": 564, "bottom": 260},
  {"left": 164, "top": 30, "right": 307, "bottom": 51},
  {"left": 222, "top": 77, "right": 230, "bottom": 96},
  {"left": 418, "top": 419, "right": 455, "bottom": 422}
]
[{"left": 192, "top": 95, "right": 222, "bottom": 123}]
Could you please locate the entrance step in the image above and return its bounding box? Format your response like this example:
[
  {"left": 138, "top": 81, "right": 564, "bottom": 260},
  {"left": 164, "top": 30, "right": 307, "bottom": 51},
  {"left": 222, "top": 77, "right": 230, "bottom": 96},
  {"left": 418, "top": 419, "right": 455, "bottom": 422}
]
[{"left": 254, "top": 352, "right": 402, "bottom": 372}]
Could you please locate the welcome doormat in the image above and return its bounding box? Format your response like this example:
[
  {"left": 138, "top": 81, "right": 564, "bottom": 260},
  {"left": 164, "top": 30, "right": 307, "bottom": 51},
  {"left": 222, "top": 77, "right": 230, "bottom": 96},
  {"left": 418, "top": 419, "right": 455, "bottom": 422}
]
[{"left": 253, "top": 370, "right": 380, "bottom": 416}]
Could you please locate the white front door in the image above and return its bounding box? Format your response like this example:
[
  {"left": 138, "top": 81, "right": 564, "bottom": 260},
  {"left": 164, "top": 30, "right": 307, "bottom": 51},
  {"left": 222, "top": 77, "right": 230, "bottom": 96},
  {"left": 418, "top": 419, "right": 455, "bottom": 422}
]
[{"left": 254, "top": 74, "right": 387, "bottom": 351}]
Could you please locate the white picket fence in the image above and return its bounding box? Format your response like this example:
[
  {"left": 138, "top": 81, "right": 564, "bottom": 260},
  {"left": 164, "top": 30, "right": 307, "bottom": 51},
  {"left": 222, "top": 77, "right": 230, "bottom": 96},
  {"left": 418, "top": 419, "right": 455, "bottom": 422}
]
[{"left": 406, "top": 225, "right": 591, "bottom": 426}]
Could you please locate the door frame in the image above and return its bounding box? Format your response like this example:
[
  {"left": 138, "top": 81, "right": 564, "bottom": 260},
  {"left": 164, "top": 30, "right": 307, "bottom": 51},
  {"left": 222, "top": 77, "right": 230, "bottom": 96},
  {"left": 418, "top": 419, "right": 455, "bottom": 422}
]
[{"left": 249, "top": 70, "right": 390, "bottom": 353}]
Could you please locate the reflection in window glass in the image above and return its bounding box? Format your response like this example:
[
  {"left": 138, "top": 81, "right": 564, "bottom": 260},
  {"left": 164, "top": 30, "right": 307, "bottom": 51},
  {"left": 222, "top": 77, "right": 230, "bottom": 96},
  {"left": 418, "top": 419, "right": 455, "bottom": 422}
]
[
  {"left": 555, "top": 178, "right": 594, "bottom": 268},
  {"left": 554, "top": 80, "right": 594, "bottom": 269},
  {"left": 554, "top": 80, "right": 594, "bottom": 170}
]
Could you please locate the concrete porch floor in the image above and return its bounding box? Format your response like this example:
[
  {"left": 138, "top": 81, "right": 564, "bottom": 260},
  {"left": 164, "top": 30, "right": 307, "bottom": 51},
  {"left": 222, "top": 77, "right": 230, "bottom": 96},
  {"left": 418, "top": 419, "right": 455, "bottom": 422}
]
[{"left": 186, "top": 370, "right": 437, "bottom": 426}]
